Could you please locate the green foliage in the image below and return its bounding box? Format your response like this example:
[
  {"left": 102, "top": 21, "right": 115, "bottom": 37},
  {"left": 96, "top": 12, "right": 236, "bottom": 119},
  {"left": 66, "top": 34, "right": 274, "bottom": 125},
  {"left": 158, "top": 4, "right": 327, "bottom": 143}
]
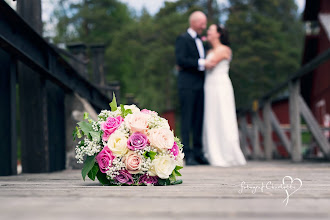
[
  {"left": 226, "top": 0, "right": 304, "bottom": 109},
  {"left": 77, "top": 121, "right": 100, "bottom": 141},
  {"left": 52, "top": 0, "right": 303, "bottom": 113},
  {"left": 143, "top": 151, "right": 157, "bottom": 160},
  {"left": 96, "top": 171, "right": 111, "bottom": 186},
  {"left": 120, "top": 104, "right": 133, "bottom": 117},
  {"left": 87, "top": 163, "right": 99, "bottom": 181},
  {"left": 110, "top": 92, "right": 117, "bottom": 112},
  {"left": 82, "top": 155, "right": 96, "bottom": 181}
]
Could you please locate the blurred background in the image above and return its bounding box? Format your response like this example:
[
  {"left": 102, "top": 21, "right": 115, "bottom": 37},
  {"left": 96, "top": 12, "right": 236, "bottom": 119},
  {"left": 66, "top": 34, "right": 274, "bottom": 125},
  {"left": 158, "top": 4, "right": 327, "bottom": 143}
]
[{"left": 1, "top": 0, "right": 329, "bottom": 175}]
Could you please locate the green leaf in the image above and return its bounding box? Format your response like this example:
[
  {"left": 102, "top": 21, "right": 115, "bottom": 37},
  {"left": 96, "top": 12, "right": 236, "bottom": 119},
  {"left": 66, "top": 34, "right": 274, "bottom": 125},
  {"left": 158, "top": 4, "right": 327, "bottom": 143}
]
[
  {"left": 87, "top": 163, "right": 99, "bottom": 181},
  {"left": 89, "top": 131, "right": 101, "bottom": 142},
  {"left": 171, "top": 179, "right": 183, "bottom": 185},
  {"left": 83, "top": 112, "right": 89, "bottom": 120},
  {"left": 169, "top": 172, "right": 176, "bottom": 182},
  {"left": 96, "top": 171, "right": 111, "bottom": 186},
  {"left": 175, "top": 165, "right": 183, "bottom": 171},
  {"left": 158, "top": 178, "right": 170, "bottom": 186},
  {"left": 110, "top": 92, "right": 117, "bottom": 112},
  {"left": 72, "top": 126, "right": 82, "bottom": 141},
  {"left": 174, "top": 169, "right": 182, "bottom": 176},
  {"left": 81, "top": 155, "right": 96, "bottom": 181},
  {"left": 143, "top": 151, "right": 157, "bottom": 160},
  {"left": 78, "top": 121, "right": 93, "bottom": 136}
]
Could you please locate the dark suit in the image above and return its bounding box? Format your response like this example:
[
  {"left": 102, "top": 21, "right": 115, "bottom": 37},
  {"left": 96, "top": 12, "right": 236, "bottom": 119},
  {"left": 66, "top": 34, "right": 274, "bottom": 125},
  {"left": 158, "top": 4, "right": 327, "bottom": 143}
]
[{"left": 175, "top": 31, "right": 205, "bottom": 164}]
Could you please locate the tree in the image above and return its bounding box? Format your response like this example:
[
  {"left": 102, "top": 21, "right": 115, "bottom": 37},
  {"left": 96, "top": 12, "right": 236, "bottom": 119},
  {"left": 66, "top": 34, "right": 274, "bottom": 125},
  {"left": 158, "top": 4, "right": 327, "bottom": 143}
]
[{"left": 226, "top": 0, "right": 304, "bottom": 109}]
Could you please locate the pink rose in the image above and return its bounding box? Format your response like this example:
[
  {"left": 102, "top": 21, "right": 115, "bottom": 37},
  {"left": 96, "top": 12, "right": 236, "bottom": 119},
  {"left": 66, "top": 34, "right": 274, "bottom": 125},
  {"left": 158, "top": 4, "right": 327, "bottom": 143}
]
[
  {"left": 138, "top": 173, "right": 158, "bottom": 185},
  {"left": 169, "top": 142, "right": 179, "bottom": 157},
  {"left": 141, "top": 109, "right": 157, "bottom": 115},
  {"left": 125, "top": 112, "right": 150, "bottom": 134},
  {"left": 95, "top": 146, "right": 115, "bottom": 173},
  {"left": 148, "top": 128, "right": 174, "bottom": 150},
  {"left": 101, "top": 116, "right": 123, "bottom": 141},
  {"left": 122, "top": 151, "right": 142, "bottom": 174},
  {"left": 127, "top": 132, "right": 148, "bottom": 150},
  {"left": 115, "top": 170, "right": 134, "bottom": 185}
]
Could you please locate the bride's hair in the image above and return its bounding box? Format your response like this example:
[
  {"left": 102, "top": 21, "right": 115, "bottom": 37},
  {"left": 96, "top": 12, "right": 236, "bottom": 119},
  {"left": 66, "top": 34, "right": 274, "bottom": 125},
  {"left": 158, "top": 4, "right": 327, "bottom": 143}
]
[{"left": 216, "top": 24, "right": 230, "bottom": 46}]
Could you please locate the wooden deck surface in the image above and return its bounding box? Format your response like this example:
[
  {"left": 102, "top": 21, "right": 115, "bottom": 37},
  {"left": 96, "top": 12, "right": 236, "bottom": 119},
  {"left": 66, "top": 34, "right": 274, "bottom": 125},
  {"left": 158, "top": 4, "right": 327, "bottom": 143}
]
[{"left": 0, "top": 161, "right": 329, "bottom": 220}]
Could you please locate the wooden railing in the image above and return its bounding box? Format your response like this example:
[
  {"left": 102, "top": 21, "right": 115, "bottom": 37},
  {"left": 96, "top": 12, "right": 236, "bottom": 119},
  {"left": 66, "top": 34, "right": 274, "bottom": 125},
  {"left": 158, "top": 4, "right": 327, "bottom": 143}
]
[
  {"left": 238, "top": 48, "right": 330, "bottom": 162},
  {"left": 0, "top": 1, "right": 111, "bottom": 175}
]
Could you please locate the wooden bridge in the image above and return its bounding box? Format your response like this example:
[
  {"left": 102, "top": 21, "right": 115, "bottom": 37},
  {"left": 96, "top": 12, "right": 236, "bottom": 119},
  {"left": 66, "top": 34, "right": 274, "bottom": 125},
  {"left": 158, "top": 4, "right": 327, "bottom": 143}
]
[{"left": 1, "top": 0, "right": 330, "bottom": 219}]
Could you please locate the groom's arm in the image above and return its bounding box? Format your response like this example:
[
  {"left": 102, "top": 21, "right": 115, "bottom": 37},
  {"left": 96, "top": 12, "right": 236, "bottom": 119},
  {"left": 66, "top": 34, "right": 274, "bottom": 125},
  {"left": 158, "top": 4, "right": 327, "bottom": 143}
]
[{"left": 175, "top": 35, "right": 199, "bottom": 69}]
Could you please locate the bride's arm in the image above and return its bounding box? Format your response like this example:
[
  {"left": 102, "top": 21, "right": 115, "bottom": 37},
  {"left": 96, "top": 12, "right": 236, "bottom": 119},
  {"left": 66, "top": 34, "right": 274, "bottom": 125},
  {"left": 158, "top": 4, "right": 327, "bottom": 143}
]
[{"left": 205, "top": 47, "right": 232, "bottom": 69}]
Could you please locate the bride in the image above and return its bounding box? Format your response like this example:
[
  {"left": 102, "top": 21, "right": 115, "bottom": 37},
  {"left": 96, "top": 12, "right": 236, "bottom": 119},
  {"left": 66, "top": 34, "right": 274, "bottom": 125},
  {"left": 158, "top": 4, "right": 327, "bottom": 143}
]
[{"left": 203, "top": 24, "right": 246, "bottom": 167}]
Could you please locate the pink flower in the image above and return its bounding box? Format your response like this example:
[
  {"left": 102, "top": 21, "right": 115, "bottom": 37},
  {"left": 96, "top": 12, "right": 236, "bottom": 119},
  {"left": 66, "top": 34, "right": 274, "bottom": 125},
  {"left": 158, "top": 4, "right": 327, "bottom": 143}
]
[
  {"left": 115, "top": 170, "right": 134, "bottom": 185},
  {"left": 169, "top": 142, "right": 179, "bottom": 157},
  {"left": 95, "top": 146, "right": 115, "bottom": 173},
  {"left": 141, "top": 109, "right": 157, "bottom": 115},
  {"left": 125, "top": 112, "right": 150, "bottom": 134},
  {"left": 127, "top": 132, "right": 148, "bottom": 150},
  {"left": 122, "top": 151, "right": 142, "bottom": 174},
  {"left": 101, "top": 116, "right": 123, "bottom": 141},
  {"left": 201, "top": 36, "right": 207, "bottom": 42},
  {"left": 139, "top": 174, "right": 158, "bottom": 185}
]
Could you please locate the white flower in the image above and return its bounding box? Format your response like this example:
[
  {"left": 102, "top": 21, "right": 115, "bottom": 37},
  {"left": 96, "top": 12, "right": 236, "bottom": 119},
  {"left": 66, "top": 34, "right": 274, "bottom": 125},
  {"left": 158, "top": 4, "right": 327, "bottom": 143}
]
[
  {"left": 176, "top": 150, "right": 185, "bottom": 167},
  {"left": 125, "top": 112, "right": 151, "bottom": 134},
  {"left": 124, "top": 104, "right": 140, "bottom": 114},
  {"left": 148, "top": 115, "right": 170, "bottom": 130},
  {"left": 148, "top": 128, "right": 174, "bottom": 151},
  {"left": 107, "top": 131, "right": 129, "bottom": 157},
  {"left": 149, "top": 154, "right": 176, "bottom": 179}
]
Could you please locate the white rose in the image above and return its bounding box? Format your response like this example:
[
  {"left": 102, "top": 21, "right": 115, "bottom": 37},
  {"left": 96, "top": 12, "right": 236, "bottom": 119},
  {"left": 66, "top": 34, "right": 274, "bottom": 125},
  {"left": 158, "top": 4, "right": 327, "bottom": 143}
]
[
  {"left": 124, "top": 104, "right": 140, "bottom": 114},
  {"left": 125, "top": 112, "right": 150, "bottom": 134},
  {"left": 148, "top": 128, "right": 174, "bottom": 150},
  {"left": 149, "top": 154, "right": 176, "bottom": 179},
  {"left": 176, "top": 150, "right": 185, "bottom": 167},
  {"left": 107, "top": 131, "right": 129, "bottom": 157}
]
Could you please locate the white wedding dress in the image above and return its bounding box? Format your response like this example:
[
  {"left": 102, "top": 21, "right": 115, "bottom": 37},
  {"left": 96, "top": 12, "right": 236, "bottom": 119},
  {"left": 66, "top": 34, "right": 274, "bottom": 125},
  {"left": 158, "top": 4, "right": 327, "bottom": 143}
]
[{"left": 203, "top": 52, "right": 247, "bottom": 167}]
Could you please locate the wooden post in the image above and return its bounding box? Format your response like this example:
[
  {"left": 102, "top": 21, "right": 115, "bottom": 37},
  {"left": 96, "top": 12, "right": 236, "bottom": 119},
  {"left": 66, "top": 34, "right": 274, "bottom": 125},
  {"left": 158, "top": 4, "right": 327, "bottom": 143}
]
[
  {"left": 299, "top": 95, "right": 330, "bottom": 159},
  {"left": 17, "top": 0, "right": 50, "bottom": 173},
  {"left": 270, "top": 110, "right": 291, "bottom": 155},
  {"left": 239, "top": 116, "right": 254, "bottom": 156},
  {"left": 289, "top": 80, "right": 302, "bottom": 162},
  {"left": 0, "top": 50, "right": 17, "bottom": 175},
  {"left": 263, "top": 101, "right": 273, "bottom": 160},
  {"left": 67, "top": 43, "right": 88, "bottom": 78},
  {"left": 252, "top": 112, "right": 261, "bottom": 159},
  {"left": 90, "top": 44, "right": 105, "bottom": 86},
  {"left": 47, "top": 52, "right": 66, "bottom": 171}
]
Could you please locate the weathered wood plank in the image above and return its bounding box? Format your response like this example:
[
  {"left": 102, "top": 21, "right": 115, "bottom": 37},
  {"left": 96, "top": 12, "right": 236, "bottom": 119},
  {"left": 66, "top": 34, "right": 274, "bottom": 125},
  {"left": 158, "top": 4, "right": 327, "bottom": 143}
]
[
  {"left": 270, "top": 110, "right": 291, "bottom": 155},
  {"left": 299, "top": 95, "right": 330, "bottom": 159},
  {"left": 1, "top": 162, "right": 330, "bottom": 219},
  {"left": 263, "top": 101, "right": 273, "bottom": 160},
  {"left": 289, "top": 80, "right": 302, "bottom": 162}
]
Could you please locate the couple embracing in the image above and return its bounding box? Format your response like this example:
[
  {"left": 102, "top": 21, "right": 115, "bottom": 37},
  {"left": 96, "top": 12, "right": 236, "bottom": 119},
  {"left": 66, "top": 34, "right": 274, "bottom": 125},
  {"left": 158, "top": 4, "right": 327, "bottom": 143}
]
[{"left": 175, "top": 11, "right": 246, "bottom": 167}]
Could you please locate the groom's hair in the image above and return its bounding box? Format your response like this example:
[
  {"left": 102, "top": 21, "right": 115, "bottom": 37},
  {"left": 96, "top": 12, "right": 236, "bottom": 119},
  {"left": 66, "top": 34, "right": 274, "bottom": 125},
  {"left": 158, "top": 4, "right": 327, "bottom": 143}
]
[{"left": 217, "top": 24, "right": 230, "bottom": 46}]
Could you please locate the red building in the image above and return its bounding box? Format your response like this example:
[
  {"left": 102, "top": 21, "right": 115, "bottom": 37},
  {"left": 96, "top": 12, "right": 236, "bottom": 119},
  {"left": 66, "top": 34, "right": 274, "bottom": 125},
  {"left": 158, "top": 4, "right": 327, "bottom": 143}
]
[{"left": 301, "top": 0, "right": 330, "bottom": 140}]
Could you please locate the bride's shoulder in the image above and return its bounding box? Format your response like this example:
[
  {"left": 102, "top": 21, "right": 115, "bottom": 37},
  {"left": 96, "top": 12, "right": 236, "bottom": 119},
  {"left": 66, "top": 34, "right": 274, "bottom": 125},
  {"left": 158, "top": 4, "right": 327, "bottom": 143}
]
[{"left": 213, "top": 45, "right": 232, "bottom": 61}]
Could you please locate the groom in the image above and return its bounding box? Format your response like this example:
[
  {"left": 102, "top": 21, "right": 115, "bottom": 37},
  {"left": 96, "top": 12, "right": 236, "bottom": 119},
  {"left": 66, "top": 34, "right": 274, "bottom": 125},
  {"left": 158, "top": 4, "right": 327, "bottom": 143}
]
[{"left": 175, "top": 11, "right": 214, "bottom": 165}]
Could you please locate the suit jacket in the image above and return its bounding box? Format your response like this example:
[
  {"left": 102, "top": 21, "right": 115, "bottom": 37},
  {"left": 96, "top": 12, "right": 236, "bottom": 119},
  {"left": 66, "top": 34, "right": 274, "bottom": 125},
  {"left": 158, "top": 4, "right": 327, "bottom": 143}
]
[{"left": 175, "top": 32, "right": 205, "bottom": 90}]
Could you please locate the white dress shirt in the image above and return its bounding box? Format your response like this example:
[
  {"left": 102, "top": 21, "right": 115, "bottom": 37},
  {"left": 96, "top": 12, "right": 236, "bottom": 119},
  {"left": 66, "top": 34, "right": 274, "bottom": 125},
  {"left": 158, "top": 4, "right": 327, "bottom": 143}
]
[{"left": 187, "top": 28, "right": 205, "bottom": 71}]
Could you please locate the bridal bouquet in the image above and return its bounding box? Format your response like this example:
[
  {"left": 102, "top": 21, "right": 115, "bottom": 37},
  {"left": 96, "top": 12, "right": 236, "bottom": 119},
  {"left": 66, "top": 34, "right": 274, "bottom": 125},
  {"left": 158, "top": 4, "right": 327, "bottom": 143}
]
[{"left": 73, "top": 95, "right": 184, "bottom": 186}]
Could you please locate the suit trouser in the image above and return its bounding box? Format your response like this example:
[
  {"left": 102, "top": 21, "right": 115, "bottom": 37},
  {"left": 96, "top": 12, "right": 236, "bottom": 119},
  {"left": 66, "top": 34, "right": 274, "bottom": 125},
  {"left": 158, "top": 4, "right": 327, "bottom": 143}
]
[{"left": 179, "top": 88, "right": 204, "bottom": 159}]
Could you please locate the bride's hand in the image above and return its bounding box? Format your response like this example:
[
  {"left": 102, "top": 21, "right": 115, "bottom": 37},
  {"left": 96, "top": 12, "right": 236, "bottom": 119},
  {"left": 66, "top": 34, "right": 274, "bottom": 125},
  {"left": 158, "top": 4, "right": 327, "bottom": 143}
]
[{"left": 205, "top": 59, "right": 217, "bottom": 69}]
